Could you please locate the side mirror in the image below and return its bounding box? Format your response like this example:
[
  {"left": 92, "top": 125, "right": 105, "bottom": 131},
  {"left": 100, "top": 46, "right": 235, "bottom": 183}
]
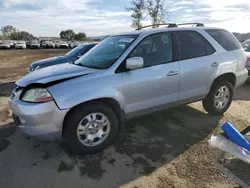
[
  {"left": 76, "top": 55, "right": 82, "bottom": 59},
  {"left": 126, "top": 57, "right": 144, "bottom": 70}
]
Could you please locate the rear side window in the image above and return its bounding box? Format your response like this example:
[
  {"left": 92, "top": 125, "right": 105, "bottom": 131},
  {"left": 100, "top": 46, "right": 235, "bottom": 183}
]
[
  {"left": 175, "top": 31, "right": 208, "bottom": 60},
  {"left": 206, "top": 29, "right": 241, "bottom": 51}
]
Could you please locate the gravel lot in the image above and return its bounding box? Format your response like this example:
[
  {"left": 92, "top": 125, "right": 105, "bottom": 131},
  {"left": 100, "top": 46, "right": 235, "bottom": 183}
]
[{"left": 0, "top": 49, "right": 249, "bottom": 188}]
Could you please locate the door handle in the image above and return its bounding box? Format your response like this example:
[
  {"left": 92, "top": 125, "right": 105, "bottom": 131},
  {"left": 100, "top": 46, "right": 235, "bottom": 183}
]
[
  {"left": 211, "top": 62, "right": 219, "bottom": 67},
  {"left": 167, "top": 71, "right": 179, "bottom": 76}
]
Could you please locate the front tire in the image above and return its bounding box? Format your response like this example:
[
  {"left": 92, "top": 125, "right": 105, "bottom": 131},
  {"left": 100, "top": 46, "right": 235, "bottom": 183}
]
[
  {"left": 63, "top": 103, "right": 119, "bottom": 154},
  {"left": 202, "top": 81, "right": 233, "bottom": 115}
]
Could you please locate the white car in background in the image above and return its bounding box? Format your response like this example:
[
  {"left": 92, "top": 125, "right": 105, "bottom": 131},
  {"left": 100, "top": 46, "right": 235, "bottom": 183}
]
[
  {"left": 41, "top": 41, "right": 55, "bottom": 48},
  {"left": 46, "top": 41, "right": 55, "bottom": 48},
  {"left": 54, "top": 41, "right": 61, "bottom": 48},
  {"left": 30, "top": 40, "right": 40, "bottom": 49},
  {"left": 242, "top": 39, "right": 250, "bottom": 80},
  {"left": 59, "top": 41, "right": 69, "bottom": 48},
  {"left": 0, "top": 41, "right": 11, "bottom": 49},
  {"left": 15, "top": 41, "right": 26, "bottom": 49}
]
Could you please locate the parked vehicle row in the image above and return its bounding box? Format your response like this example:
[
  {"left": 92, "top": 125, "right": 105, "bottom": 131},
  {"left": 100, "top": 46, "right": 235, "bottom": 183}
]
[
  {"left": 0, "top": 40, "right": 88, "bottom": 49},
  {"left": 29, "top": 42, "right": 97, "bottom": 71},
  {"left": 8, "top": 23, "right": 249, "bottom": 154}
]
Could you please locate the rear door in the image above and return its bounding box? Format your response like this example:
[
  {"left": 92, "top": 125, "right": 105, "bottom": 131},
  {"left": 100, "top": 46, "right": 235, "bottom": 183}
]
[
  {"left": 173, "top": 30, "right": 219, "bottom": 102},
  {"left": 118, "top": 32, "right": 180, "bottom": 117}
]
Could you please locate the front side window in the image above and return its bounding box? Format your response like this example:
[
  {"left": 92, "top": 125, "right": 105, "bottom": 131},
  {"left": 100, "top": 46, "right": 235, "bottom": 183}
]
[
  {"left": 242, "top": 40, "right": 250, "bottom": 52},
  {"left": 175, "top": 31, "right": 207, "bottom": 60},
  {"left": 75, "top": 35, "right": 137, "bottom": 69},
  {"left": 206, "top": 29, "right": 241, "bottom": 51},
  {"left": 129, "top": 32, "right": 173, "bottom": 67}
]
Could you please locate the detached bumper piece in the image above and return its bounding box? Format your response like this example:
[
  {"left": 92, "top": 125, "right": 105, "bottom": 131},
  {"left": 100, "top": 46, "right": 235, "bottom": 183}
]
[{"left": 209, "top": 123, "right": 250, "bottom": 188}]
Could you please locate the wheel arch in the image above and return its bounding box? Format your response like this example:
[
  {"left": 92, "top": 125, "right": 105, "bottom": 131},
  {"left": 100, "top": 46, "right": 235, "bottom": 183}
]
[
  {"left": 62, "top": 97, "right": 124, "bottom": 136},
  {"left": 210, "top": 73, "right": 236, "bottom": 91}
]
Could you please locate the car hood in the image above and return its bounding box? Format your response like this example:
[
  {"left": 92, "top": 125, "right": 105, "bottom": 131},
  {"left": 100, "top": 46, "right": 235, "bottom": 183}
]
[
  {"left": 30, "top": 56, "right": 71, "bottom": 67},
  {"left": 16, "top": 63, "right": 97, "bottom": 87}
]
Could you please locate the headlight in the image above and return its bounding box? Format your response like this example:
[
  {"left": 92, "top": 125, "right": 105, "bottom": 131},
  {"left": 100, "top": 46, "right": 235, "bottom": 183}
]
[{"left": 22, "top": 88, "right": 53, "bottom": 102}]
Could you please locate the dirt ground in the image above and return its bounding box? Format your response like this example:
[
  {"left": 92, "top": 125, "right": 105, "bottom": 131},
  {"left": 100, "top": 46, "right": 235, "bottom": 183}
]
[{"left": 0, "top": 49, "right": 250, "bottom": 188}]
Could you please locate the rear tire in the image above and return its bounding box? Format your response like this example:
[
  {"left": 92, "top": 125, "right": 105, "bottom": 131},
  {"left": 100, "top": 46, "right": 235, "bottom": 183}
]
[
  {"left": 63, "top": 103, "right": 119, "bottom": 154},
  {"left": 202, "top": 81, "right": 233, "bottom": 115}
]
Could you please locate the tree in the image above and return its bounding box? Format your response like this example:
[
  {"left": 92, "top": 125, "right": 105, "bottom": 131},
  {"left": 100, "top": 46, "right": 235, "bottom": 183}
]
[
  {"left": 127, "top": 0, "right": 168, "bottom": 28},
  {"left": 145, "top": 0, "right": 167, "bottom": 27},
  {"left": 60, "top": 29, "right": 75, "bottom": 41},
  {"left": 126, "top": 0, "right": 145, "bottom": 29},
  {"left": 1, "top": 25, "right": 18, "bottom": 39},
  {"left": 74, "top": 32, "right": 87, "bottom": 41},
  {"left": 12, "top": 31, "right": 34, "bottom": 40}
]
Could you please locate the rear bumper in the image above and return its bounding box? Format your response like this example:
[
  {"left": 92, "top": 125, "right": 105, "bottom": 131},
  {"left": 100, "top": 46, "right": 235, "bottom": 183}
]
[
  {"left": 8, "top": 99, "right": 69, "bottom": 141},
  {"left": 235, "top": 69, "right": 248, "bottom": 88}
]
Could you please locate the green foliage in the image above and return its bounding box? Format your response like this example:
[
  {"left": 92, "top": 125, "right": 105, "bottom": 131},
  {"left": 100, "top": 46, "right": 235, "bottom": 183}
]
[
  {"left": 74, "top": 32, "right": 87, "bottom": 41},
  {"left": 60, "top": 29, "right": 75, "bottom": 41},
  {"left": 1, "top": 25, "right": 18, "bottom": 38},
  {"left": 126, "top": 0, "right": 145, "bottom": 29},
  {"left": 0, "top": 25, "right": 35, "bottom": 40},
  {"left": 145, "top": 0, "right": 167, "bottom": 27},
  {"left": 60, "top": 30, "right": 87, "bottom": 41},
  {"left": 126, "top": 0, "right": 168, "bottom": 29}
]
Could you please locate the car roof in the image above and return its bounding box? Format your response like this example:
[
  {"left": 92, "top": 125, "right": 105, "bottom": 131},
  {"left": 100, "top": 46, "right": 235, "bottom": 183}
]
[{"left": 113, "top": 26, "right": 223, "bottom": 36}]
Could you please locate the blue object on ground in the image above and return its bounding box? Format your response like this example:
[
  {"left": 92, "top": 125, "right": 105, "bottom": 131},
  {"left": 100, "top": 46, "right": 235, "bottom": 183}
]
[{"left": 221, "top": 122, "right": 250, "bottom": 151}]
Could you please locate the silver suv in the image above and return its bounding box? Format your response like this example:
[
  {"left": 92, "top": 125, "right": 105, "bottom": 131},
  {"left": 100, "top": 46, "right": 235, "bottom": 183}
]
[{"left": 9, "top": 24, "right": 248, "bottom": 153}]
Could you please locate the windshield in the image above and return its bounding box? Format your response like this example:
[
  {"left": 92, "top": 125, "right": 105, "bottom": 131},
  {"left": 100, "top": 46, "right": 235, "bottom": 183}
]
[
  {"left": 17, "top": 41, "right": 25, "bottom": 44},
  {"left": 75, "top": 35, "right": 137, "bottom": 69},
  {"left": 242, "top": 40, "right": 250, "bottom": 52},
  {"left": 66, "top": 45, "right": 85, "bottom": 57}
]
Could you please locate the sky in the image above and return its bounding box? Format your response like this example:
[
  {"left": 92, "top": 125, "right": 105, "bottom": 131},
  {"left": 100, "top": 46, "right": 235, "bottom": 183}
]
[{"left": 0, "top": 0, "right": 250, "bottom": 37}]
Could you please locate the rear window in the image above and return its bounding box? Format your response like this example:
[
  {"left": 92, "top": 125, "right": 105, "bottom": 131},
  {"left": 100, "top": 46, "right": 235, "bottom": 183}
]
[{"left": 205, "top": 29, "right": 241, "bottom": 51}]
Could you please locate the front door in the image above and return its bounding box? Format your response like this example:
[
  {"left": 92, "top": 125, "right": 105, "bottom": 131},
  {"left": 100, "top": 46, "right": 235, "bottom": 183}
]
[{"left": 118, "top": 32, "right": 180, "bottom": 117}]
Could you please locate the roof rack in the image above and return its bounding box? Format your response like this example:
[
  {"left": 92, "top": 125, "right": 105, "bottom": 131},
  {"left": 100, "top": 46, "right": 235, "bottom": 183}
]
[
  {"left": 135, "top": 22, "right": 205, "bottom": 31},
  {"left": 177, "top": 23, "right": 204, "bottom": 27},
  {"left": 136, "top": 23, "right": 177, "bottom": 30}
]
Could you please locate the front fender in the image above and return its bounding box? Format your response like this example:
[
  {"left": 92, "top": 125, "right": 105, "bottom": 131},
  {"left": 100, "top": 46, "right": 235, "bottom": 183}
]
[{"left": 49, "top": 87, "right": 125, "bottom": 111}]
